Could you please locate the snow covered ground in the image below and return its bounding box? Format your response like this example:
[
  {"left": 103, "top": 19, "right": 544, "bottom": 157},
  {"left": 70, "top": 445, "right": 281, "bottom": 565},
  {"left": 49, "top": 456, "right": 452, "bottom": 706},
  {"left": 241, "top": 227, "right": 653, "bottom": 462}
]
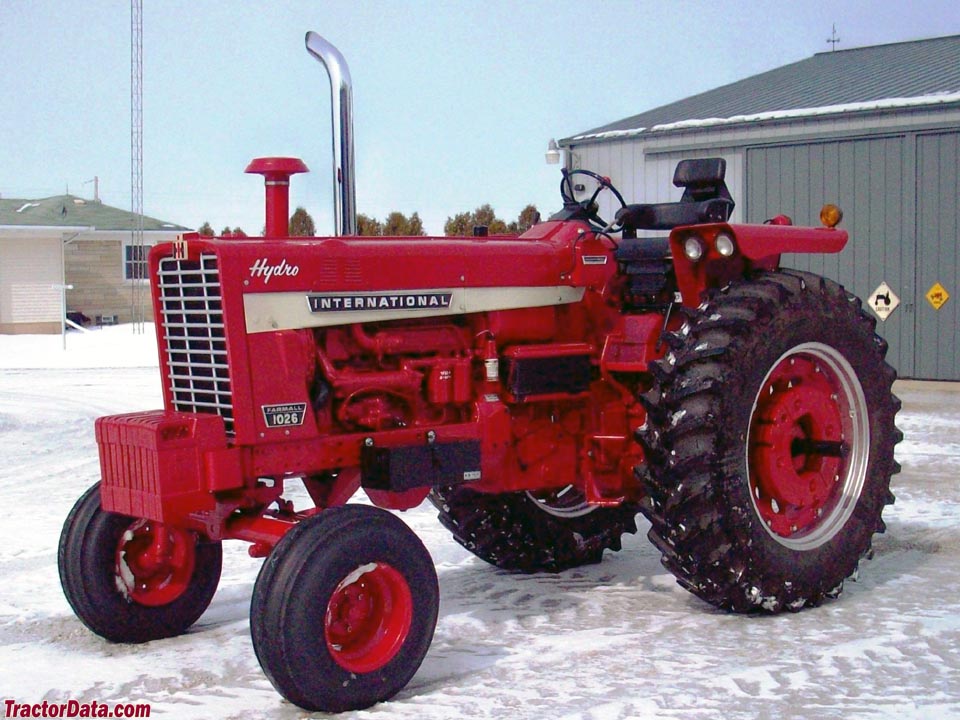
[{"left": 1, "top": 326, "right": 958, "bottom": 719}]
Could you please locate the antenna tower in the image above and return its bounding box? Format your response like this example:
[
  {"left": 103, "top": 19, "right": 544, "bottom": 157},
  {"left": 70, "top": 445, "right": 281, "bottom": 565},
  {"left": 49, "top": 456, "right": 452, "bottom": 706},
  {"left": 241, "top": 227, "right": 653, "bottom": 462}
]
[
  {"left": 131, "top": 0, "right": 145, "bottom": 333},
  {"left": 827, "top": 24, "right": 841, "bottom": 51}
]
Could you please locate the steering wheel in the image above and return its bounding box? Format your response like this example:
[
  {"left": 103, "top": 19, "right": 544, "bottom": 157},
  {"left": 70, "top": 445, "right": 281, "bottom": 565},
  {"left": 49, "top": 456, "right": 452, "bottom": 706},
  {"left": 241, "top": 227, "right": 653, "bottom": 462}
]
[{"left": 559, "top": 169, "right": 628, "bottom": 230}]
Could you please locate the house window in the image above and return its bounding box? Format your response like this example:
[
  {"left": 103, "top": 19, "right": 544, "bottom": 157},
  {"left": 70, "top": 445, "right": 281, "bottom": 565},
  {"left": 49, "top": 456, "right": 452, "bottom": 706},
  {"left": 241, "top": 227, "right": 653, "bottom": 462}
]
[{"left": 124, "top": 244, "right": 148, "bottom": 280}]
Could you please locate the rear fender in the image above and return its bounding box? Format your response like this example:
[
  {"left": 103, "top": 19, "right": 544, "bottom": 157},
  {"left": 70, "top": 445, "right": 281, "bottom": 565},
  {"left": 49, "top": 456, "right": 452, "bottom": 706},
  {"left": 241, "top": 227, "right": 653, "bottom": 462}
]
[{"left": 670, "top": 222, "right": 848, "bottom": 306}]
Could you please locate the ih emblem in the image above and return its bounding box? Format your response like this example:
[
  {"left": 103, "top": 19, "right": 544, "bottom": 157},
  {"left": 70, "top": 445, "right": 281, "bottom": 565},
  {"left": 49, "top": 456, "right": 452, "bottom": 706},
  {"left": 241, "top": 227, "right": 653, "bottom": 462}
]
[
  {"left": 173, "top": 235, "right": 188, "bottom": 260},
  {"left": 868, "top": 282, "right": 900, "bottom": 322}
]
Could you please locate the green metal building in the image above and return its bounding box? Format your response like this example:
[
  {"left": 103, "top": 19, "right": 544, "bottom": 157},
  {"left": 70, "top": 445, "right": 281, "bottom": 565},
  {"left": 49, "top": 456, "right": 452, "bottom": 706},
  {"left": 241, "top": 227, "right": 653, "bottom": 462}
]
[{"left": 561, "top": 35, "right": 960, "bottom": 380}]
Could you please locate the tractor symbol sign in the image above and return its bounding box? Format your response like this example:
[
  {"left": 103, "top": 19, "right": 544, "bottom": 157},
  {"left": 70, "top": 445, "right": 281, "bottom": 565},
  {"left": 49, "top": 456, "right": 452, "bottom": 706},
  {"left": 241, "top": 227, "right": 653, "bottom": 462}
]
[
  {"left": 868, "top": 282, "right": 899, "bottom": 322},
  {"left": 926, "top": 282, "right": 950, "bottom": 311}
]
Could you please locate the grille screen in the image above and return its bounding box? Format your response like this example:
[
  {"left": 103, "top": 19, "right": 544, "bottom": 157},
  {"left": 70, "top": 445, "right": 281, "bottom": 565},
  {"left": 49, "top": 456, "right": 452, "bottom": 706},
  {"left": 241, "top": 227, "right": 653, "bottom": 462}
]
[{"left": 157, "top": 254, "right": 234, "bottom": 434}]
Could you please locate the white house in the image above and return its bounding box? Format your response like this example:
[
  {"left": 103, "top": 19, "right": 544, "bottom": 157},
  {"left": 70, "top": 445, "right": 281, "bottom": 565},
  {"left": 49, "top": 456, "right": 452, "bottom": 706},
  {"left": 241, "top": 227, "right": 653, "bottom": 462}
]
[{"left": 0, "top": 194, "right": 187, "bottom": 334}]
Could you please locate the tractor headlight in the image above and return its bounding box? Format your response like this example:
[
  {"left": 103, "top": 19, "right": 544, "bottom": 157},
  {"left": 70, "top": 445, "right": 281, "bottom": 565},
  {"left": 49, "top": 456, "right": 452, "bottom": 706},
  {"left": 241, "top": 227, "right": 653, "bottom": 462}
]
[
  {"left": 683, "top": 236, "right": 705, "bottom": 262},
  {"left": 714, "top": 232, "right": 736, "bottom": 257}
]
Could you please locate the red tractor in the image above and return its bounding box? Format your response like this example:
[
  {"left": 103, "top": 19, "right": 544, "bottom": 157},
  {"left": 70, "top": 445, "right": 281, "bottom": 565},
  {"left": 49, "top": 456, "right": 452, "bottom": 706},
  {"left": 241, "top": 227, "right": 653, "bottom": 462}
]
[{"left": 59, "top": 32, "right": 900, "bottom": 713}]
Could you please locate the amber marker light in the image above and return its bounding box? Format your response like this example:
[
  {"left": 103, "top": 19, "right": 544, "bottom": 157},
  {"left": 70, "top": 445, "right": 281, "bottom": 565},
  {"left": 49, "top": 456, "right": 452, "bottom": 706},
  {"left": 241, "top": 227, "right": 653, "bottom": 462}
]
[{"left": 820, "top": 204, "right": 843, "bottom": 228}]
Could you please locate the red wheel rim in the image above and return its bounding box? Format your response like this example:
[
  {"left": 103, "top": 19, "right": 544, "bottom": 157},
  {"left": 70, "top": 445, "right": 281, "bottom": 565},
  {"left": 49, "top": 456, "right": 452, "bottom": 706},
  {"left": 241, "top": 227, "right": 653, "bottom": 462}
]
[
  {"left": 748, "top": 343, "right": 869, "bottom": 550},
  {"left": 325, "top": 562, "right": 413, "bottom": 673},
  {"left": 115, "top": 520, "right": 196, "bottom": 606}
]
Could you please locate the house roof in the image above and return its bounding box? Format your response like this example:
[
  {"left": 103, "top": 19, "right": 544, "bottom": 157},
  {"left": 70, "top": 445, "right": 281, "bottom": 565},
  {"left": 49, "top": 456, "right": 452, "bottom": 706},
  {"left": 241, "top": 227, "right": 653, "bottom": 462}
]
[
  {"left": 0, "top": 194, "right": 187, "bottom": 232},
  {"left": 568, "top": 34, "right": 960, "bottom": 142}
]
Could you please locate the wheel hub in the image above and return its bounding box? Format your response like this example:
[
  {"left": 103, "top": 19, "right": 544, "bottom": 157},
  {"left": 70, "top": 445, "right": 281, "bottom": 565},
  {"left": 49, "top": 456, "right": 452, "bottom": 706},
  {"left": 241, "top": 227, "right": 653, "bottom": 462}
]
[
  {"left": 115, "top": 520, "right": 196, "bottom": 606},
  {"left": 747, "top": 343, "right": 869, "bottom": 550},
  {"left": 325, "top": 562, "right": 413, "bottom": 673}
]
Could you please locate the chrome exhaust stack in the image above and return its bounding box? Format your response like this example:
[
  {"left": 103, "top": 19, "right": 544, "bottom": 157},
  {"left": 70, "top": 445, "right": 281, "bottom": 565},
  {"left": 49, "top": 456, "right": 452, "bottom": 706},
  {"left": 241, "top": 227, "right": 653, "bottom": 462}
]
[{"left": 305, "top": 32, "right": 357, "bottom": 236}]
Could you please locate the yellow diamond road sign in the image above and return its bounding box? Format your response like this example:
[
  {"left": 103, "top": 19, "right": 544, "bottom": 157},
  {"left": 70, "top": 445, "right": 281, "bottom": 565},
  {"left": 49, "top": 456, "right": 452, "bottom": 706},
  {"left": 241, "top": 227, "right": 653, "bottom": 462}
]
[
  {"left": 868, "top": 282, "right": 899, "bottom": 321},
  {"left": 926, "top": 282, "right": 950, "bottom": 310}
]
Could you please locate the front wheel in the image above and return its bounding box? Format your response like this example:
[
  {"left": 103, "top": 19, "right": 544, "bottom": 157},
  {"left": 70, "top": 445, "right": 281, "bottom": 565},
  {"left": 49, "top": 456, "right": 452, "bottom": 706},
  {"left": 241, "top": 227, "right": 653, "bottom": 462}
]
[
  {"left": 636, "top": 270, "right": 900, "bottom": 612},
  {"left": 250, "top": 505, "right": 439, "bottom": 713},
  {"left": 58, "top": 482, "right": 222, "bottom": 643}
]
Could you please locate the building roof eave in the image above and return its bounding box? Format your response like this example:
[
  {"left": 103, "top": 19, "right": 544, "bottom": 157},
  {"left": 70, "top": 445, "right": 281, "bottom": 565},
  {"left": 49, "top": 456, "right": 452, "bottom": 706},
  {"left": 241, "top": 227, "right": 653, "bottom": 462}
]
[
  {"left": 0, "top": 225, "right": 94, "bottom": 236},
  {"left": 561, "top": 92, "right": 960, "bottom": 146},
  {"left": 0, "top": 225, "right": 186, "bottom": 238}
]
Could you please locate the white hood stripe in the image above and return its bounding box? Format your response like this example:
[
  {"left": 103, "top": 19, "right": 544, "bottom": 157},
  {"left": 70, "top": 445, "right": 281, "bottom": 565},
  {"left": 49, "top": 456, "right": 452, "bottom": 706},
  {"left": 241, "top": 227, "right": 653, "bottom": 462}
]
[{"left": 243, "top": 286, "right": 586, "bottom": 333}]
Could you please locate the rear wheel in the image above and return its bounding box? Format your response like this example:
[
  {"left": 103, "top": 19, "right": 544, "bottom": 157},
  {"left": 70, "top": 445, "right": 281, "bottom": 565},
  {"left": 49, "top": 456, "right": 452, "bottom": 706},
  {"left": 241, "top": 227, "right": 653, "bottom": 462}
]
[
  {"left": 636, "top": 270, "right": 900, "bottom": 612},
  {"left": 58, "top": 482, "right": 222, "bottom": 642},
  {"left": 747, "top": 343, "right": 870, "bottom": 548},
  {"left": 250, "top": 505, "right": 438, "bottom": 713},
  {"left": 430, "top": 485, "right": 638, "bottom": 572}
]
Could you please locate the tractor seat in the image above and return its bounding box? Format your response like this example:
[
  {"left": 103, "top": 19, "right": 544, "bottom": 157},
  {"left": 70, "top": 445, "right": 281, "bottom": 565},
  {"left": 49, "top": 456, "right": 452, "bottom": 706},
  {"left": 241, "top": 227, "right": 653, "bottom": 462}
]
[{"left": 617, "top": 157, "right": 735, "bottom": 234}]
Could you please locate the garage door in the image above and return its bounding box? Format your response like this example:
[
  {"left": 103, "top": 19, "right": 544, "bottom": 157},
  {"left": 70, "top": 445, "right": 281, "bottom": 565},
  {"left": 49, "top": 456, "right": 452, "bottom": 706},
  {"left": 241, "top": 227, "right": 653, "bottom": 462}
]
[
  {"left": 915, "top": 132, "right": 960, "bottom": 380},
  {"left": 746, "top": 138, "right": 919, "bottom": 378}
]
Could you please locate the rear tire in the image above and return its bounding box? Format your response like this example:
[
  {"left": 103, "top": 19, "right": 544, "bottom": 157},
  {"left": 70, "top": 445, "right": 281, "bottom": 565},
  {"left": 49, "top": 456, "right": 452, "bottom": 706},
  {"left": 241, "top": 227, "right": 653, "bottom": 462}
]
[
  {"left": 250, "top": 505, "right": 438, "bottom": 713},
  {"left": 636, "top": 270, "right": 900, "bottom": 612},
  {"left": 58, "top": 482, "right": 222, "bottom": 642},
  {"left": 430, "top": 485, "right": 638, "bottom": 573}
]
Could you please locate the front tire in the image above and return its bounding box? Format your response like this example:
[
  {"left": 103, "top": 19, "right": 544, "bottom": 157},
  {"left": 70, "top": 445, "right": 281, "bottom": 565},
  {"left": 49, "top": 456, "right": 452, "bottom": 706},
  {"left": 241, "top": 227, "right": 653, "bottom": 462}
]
[
  {"left": 250, "top": 505, "right": 439, "bottom": 713},
  {"left": 637, "top": 270, "right": 900, "bottom": 612},
  {"left": 58, "top": 482, "right": 222, "bottom": 642}
]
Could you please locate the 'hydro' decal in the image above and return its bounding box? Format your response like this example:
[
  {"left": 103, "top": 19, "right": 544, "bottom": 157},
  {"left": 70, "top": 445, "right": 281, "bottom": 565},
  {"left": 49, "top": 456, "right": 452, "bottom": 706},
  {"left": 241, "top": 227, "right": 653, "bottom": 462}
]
[{"left": 249, "top": 258, "right": 300, "bottom": 284}]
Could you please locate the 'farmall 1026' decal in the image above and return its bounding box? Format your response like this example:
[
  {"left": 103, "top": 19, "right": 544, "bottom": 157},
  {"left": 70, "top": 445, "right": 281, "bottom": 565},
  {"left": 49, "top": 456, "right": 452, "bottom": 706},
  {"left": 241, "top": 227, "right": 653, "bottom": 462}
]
[
  {"left": 308, "top": 292, "right": 453, "bottom": 313},
  {"left": 262, "top": 403, "right": 308, "bottom": 428},
  {"left": 249, "top": 258, "right": 300, "bottom": 283}
]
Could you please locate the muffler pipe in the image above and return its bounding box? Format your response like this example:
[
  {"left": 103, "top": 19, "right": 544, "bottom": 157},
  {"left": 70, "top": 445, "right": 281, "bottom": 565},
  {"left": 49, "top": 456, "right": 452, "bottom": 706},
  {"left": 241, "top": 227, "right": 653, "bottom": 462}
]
[{"left": 305, "top": 31, "right": 357, "bottom": 236}]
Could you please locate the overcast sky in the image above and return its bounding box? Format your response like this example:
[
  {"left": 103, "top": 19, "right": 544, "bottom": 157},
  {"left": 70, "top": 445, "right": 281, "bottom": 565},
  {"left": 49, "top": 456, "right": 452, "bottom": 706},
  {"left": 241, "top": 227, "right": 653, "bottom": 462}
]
[{"left": 1, "top": 0, "right": 958, "bottom": 235}]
